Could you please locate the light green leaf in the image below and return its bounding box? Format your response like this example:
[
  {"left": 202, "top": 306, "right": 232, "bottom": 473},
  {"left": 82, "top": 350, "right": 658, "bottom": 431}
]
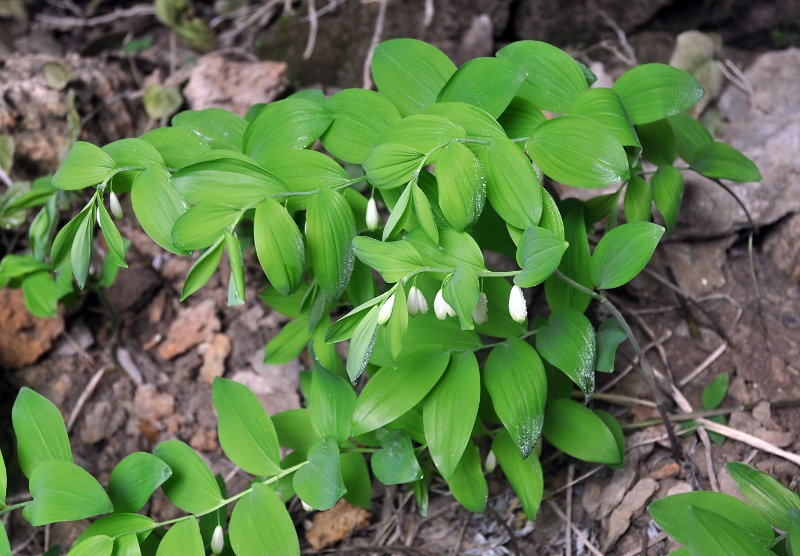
[
  {"left": 435, "top": 141, "right": 485, "bottom": 230},
  {"left": 306, "top": 189, "right": 356, "bottom": 300},
  {"left": 539, "top": 187, "right": 564, "bottom": 240},
  {"left": 12, "top": 387, "right": 72, "bottom": 478},
  {"left": 67, "top": 536, "right": 114, "bottom": 556},
  {"left": 258, "top": 149, "right": 350, "bottom": 211},
  {"left": 411, "top": 182, "right": 439, "bottom": 244},
  {"left": 113, "top": 532, "right": 141, "bottom": 556},
  {"left": 131, "top": 166, "right": 188, "bottom": 255},
  {"left": 375, "top": 114, "right": 466, "bottom": 158},
  {"left": 497, "top": 97, "right": 546, "bottom": 141},
  {"left": 371, "top": 38, "right": 456, "bottom": 116},
  {"left": 212, "top": 377, "right": 281, "bottom": 477},
  {"left": 172, "top": 204, "right": 241, "bottom": 251},
  {"left": 594, "top": 410, "right": 626, "bottom": 467},
  {"left": 383, "top": 180, "right": 413, "bottom": 241},
  {"left": 311, "top": 365, "right": 356, "bottom": 444},
  {"left": 544, "top": 200, "right": 592, "bottom": 312},
  {"left": 108, "top": 453, "right": 171, "bottom": 513},
  {"left": 624, "top": 176, "right": 653, "bottom": 223},
  {"left": 340, "top": 452, "right": 371, "bottom": 509},
  {"left": 726, "top": 462, "right": 800, "bottom": 533},
  {"left": 571, "top": 88, "right": 640, "bottom": 149},
  {"left": 143, "top": 84, "right": 182, "bottom": 120},
  {"left": 362, "top": 142, "right": 425, "bottom": 190},
  {"left": 272, "top": 409, "right": 317, "bottom": 455},
  {"left": 437, "top": 57, "right": 527, "bottom": 118},
  {"left": 155, "top": 518, "right": 204, "bottom": 556},
  {"left": 75, "top": 513, "right": 154, "bottom": 544},
  {"left": 423, "top": 102, "right": 507, "bottom": 138},
  {"left": 484, "top": 337, "right": 547, "bottom": 458},
  {"left": 70, "top": 205, "right": 93, "bottom": 289},
  {"left": 529, "top": 116, "right": 630, "bottom": 188},
  {"left": 595, "top": 318, "right": 627, "bottom": 373},
  {"left": 637, "top": 119, "right": 676, "bottom": 167},
  {"left": 346, "top": 305, "right": 381, "bottom": 382},
  {"left": 97, "top": 199, "right": 127, "bottom": 268},
  {"left": 474, "top": 278, "right": 527, "bottom": 339},
  {"left": 443, "top": 263, "right": 480, "bottom": 330},
  {"left": 254, "top": 197, "right": 304, "bottom": 296},
  {"left": 293, "top": 437, "right": 345, "bottom": 511},
  {"left": 352, "top": 236, "right": 425, "bottom": 283},
  {"left": 536, "top": 308, "right": 596, "bottom": 400},
  {"left": 687, "top": 506, "right": 772, "bottom": 556},
  {"left": 514, "top": 226, "right": 568, "bottom": 287},
  {"left": 264, "top": 318, "right": 312, "bottom": 365},
  {"left": 225, "top": 229, "right": 245, "bottom": 303},
  {"left": 23, "top": 460, "right": 112, "bottom": 526},
  {"left": 372, "top": 430, "right": 422, "bottom": 485},
  {"left": 690, "top": 142, "right": 762, "bottom": 182},
  {"left": 321, "top": 89, "right": 401, "bottom": 163},
  {"left": 179, "top": 237, "right": 224, "bottom": 301},
  {"left": 423, "top": 352, "right": 479, "bottom": 479},
  {"left": 140, "top": 126, "right": 211, "bottom": 169},
  {"left": 383, "top": 284, "right": 408, "bottom": 359},
  {"left": 243, "top": 98, "right": 333, "bottom": 160},
  {"left": 172, "top": 108, "right": 246, "bottom": 151},
  {"left": 496, "top": 41, "right": 588, "bottom": 113},
  {"left": 153, "top": 440, "right": 223, "bottom": 514},
  {"left": 667, "top": 113, "right": 713, "bottom": 164},
  {"left": 542, "top": 399, "right": 621, "bottom": 464},
  {"left": 701, "top": 372, "right": 728, "bottom": 410},
  {"left": 590, "top": 221, "right": 665, "bottom": 289},
  {"left": 352, "top": 349, "right": 450, "bottom": 436},
  {"left": 229, "top": 483, "right": 300, "bottom": 556},
  {"left": 21, "top": 271, "right": 59, "bottom": 318},
  {"left": 612, "top": 63, "right": 704, "bottom": 125},
  {"left": 52, "top": 141, "right": 116, "bottom": 190},
  {"left": 492, "top": 430, "right": 543, "bottom": 521},
  {"left": 446, "top": 442, "right": 487, "bottom": 513}
]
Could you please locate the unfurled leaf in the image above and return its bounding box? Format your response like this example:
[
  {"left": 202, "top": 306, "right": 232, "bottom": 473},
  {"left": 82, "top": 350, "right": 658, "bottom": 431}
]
[
  {"left": 306, "top": 189, "right": 356, "bottom": 300},
  {"left": 12, "top": 387, "right": 72, "bottom": 478},
  {"left": 637, "top": 119, "right": 676, "bottom": 167},
  {"left": 725, "top": 462, "right": 800, "bottom": 533},
  {"left": 571, "top": 88, "right": 640, "bottom": 149},
  {"left": 383, "top": 180, "right": 412, "bottom": 241},
  {"left": 497, "top": 96, "right": 546, "bottom": 140},
  {"left": 70, "top": 205, "right": 93, "bottom": 289},
  {"left": 322, "top": 89, "right": 401, "bottom": 163},
  {"left": 595, "top": 318, "right": 627, "bottom": 373},
  {"left": 789, "top": 510, "right": 800, "bottom": 556},
  {"left": 293, "top": 437, "right": 345, "bottom": 511},
  {"left": 254, "top": 197, "right": 304, "bottom": 296},
  {"left": 437, "top": 57, "right": 526, "bottom": 118},
  {"left": 352, "top": 236, "right": 425, "bottom": 283},
  {"left": 362, "top": 142, "right": 425, "bottom": 190},
  {"left": 667, "top": 113, "right": 713, "bottom": 164},
  {"left": 372, "top": 430, "right": 422, "bottom": 485},
  {"left": 97, "top": 199, "right": 127, "bottom": 268},
  {"left": 172, "top": 108, "right": 246, "bottom": 151},
  {"left": 536, "top": 309, "right": 596, "bottom": 400},
  {"left": 21, "top": 271, "right": 59, "bottom": 318},
  {"left": 701, "top": 372, "right": 728, "bottom": 410},
  {"left": 612, "top": 63, "right": 704, "bottom": 124},
  {"left": 544, "top": 201, "right": 592, "bottom": 312},
  {"left": 690, "top": 142, "right": 762, "bottom": 182},
  {"left": 243, "top": 98, "right": 333, "bottom": 159},
  {"left": 153, "top": 440, "right": 223, "bottom": 514},
  {"left": 435, "top": 141, "right": 485, "bottom": 230},
  {"left": 131, "top": 166, "right": 188, "bottom": 255},
  {"left": 23, "top": 460, "right": 112, "bottom": 526},
  {"left": 514, "top": 226, "right": 568, "bottom": 287},
  {"left": 423, "top": 102, "right": 506, "bottom": 138},
  {"left": 340, "top": 452, "right": 371, "bottom": 509},
  {"left": 443, "top": 263, "right": 480, "bottom": 330},
  {"left": 272, "top": 409, "right": 317, "bottom": 455},
  {"left": 171, "top": 158, "right": 286, "bottom": 208},
  {"left": 224, "top": 229, "right": 245, "bottom": 303},
  {"left": 140, "top": 126, "right": 211, "bottom": 169},
  {"left": 624, "top": 176, "right": 652, "bottom": 223},
  {"left": 590, "top": 221, "right": 664, "bottom": 289},
  {"left": 180, "top": 237, "right": 224, "bottom": 301},
  {"left": 346, "top": 305, "right": 381, "bottom": 383},
  {"left": 52, "top": 142, "right": 116, "bottom": 190},
  {"left": 108, "top": 453, "right": 171, "bottom": 513},
  {"left": 75, "top": 513, "right": 154, "bottom": 545},
  {"left": 229, "top": 483, "right": 300, "bottom": 556},
  {"left": 687, "top": 506, "right": 772, "bottom": 556},
  {"left": 67, "top": 536, "right": 114, "bottom": 556},
  {"left": 259, "top": 149, "right": 351, "bottom": 211},
  {"left": 172, "top": 204, "right": 241, "bottom": 251},
  {"left": 594, "top": 410, "right": 625, "bottom": 467},
  {"left": 542, "top": 399, "right": 621, "bottom": 465},
  {"left": 310, "top": 364, "right": 356, "bottom": 444},
  {"left": 484, "top": 337, "right": 547, "bottom": 458},
  {"left": 446, "top": 443, "right": 487, "bottom": 513},
  {"left": 492, "top": 430, "right": 543, "bottom": 521},
  {"left": 155, "top": 518, "right": 204, "bottom": 556}
]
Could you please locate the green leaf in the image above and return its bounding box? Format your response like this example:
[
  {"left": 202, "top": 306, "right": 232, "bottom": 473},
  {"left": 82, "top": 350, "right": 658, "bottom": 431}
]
[
  {"left": 224, "top": 229, "right": 245, "bottom": 303},
  {"left": 352, "top": 349, "right": 450, "bottom": 436},
  {"left": 687, "top": 506, "right": 772, "bottom": 556},
  {"left": 435, "top": 141, "right": 485, "bottom": 230},
  {"left": 75, "top": 513, "right": 155, "bottom": 544},
  {"left": 514, "top": 226, "right": 568, "bottom": 287},
  {"left": 371, "top": 38, "right": 456, "bottom": 116},
  {"left": 497, "top": 96, "right": 546, "bottom": 140},
  {"left": 590, "top": 221, "right": 664, "bottom": 289},
  {"left": 155, "top": 518, "right": 204, "bottom": 556},
  {"left": 179, "top": 237, "right": 224, "bottom": 301},
  {"left": 23, "top": 460, "right": 112, "bottom": 526},
  {"left": 212, "top": 377, "right": 281, "bottom": 477},
  {"left": 382, "top": 285, "right": 408, "bottom": 359},
  {"left": 484, "top": 337, "right": 547, "bottom": 458},
  {"left": 624, "top": 176, "right": 653, "bottom": 223},
  {"left": 492, "top": 430, "right": 543, "bottom": 521},
  {"left": 375, "top": 114, "right": 466, "bottom": 157},
  {"left": 443, "top": 263, "right": 480, "bottom": 330},
  {"left": 21, "top": 271, "right": 59, "bottom": 318},
  {"left": 542, "top": 399, "right": 621, "bottom": 465},
  {"left": 701, "top": 372, "right": 728, "bottom": 410},
  {"left": 476, "top": 137, "right": 542, "bottom": 229},
  {"left": 67, "top": 536, "right": 114, "bottom": 556},
  {"left": 143, "top": 84, "right": 182, "bottom": 120},
  {"left": 437, "top": 57, "right": 526, "bottom": 118},
  {"left": 362, "top": 142, "right": 425, "bottom": 190},
  {"left": 446, "top": 442, "right": 487, "bottom": 513},
  {"left": 0, "top": 448, "right": 5, "bottom": 505},
  {"left": 612, "top": 63, "right": 704, "bottom": 125},
  {"left": 595, "top": 318, "right": 627, "bottom": 373},
  {"left": 108, "top": 453, "right": 172, "bottom": 513},
  {"left": 310, "top": 365, "right": 356, "bottom": 444},
  {"left": 529, "top": 116, "right": 630, "bottom": 188},
  {"left": 637, "top": 119, "right": 676, "bottom": 167},
  {"left": 172, "top": 108, "right": 246, "bottom": 151},
  {"left": 594, "top": 409, "right": 626, "bottom": 467},
  {"left": 690, "top": 142, "right": 762, "bottom": 182},
  {"left": 70, "top": 204, "right": 93, "bottom": 289},
  {"left": 383, "top": 180, "right": 413, "bottom": 241},
  {"left": 131, "top": 166, "right": 188, "bottom": 255},
  {"left": 411, "top": 182, "right": 439, "bottom": 244},
  {"left": 788, "top": 509, "right": 800, "bottom": 556},
  {"left": 372, "top": 430, "right": 422, "bottom": 485},
  {"left": 259, "top": 149, "right": 351, "bottom": 211},
  {"left": 570, "top": 88, "right": 640, "bottom": 149},
  {"left": 535, "top": 308, "right": 596, "bottom": 400},
  {"left": 293, "top": 437, "right": 345, "bottom": 511},
  {"left": 272, "top": 409, "right": 317, "bottom": 455},
  {"left": 544, "top": 200, "right": 592, "bottom": 312},
  {"left": 352, "top": 236, "right": 425, "bottom": 283},
  {"left": 725, "top": 462, "right": 800, "bottom": 532},
  {"left": 496, "top": 41, "right": 588, "bottom": 113},
  {"left": 153, "top": 440, "right": 223, "bottom": 514},
  {"left": 407, "top": 228, "right": 485, "bottom": 273},
  {"left": 474, "top": 278, "right": 527, "bottom": 338},
  {"left": 172, "top": 204, "right": 241, "bottom": 251},
  {"left": 52, "top": 142, "right": 116, "bottom": 190},
  {"left": 423, "top": 352, "right": 480, "bottom": 479},
  {"left": 321, "top": 89, "right": 401, "bottom": 163},
  {"left": 140, "top": 126, "right": 211, "bottom": 169},
  {"left": 306, "top": 189, "right": 356, "bottom": 300},
  {"left": 243, "top": 98, "right": 332, "bottom": 159},
  {"left": 648, "top": 490, "right": 775, "bottom": 546},
  {"left": 12, "top": 387, "right": 72, "bottom": 478},
  {"left": 339, "top": 452, "right": 371, "bottom": 509},
  {"left": 113, "top": 533, "right": 141, "bottom": 556},
  {"left": 229, "top": 483, "right": 300, "bottom": 556},
  {"left": 254, "top": 197, "right": 305, "bottom": 296},
  {"left": 346, "top": 305, "right": 381, "bottom": 383},
  {"left": 97, "top": 199, "right": 127, "bottom": 268},
  {"left": 667, "top": 113, "right": 713, "bottom": 164},
  {"left": 423, "top": 102, "right": 507, "bottom": 138}
]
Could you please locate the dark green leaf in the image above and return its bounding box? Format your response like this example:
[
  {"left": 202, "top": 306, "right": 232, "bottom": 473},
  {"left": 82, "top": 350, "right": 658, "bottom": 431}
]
[
  {"left": 687, "top": 506, "right": 772, "bottom": 556},
  {"left": 612, "top": 63, "right": 704, "bottom": 125},
  {"left": 310, "top": 365, "right": 356, "bottom": 444},
  {"left": 243, "top": 99, "right": 332, "bottom": 159},
  {"left": 435, "top": 141, "right": 485, "bottom": 230},
  {"left": 543, "top": 399, "right": 621, "bottom": 465},
  {"left": 180, "top": 237, "right": 224, "bottom": 301},
  {"left": 23, "top": 460, "right": 113, "bottom": 526},
  {"left": 12, "top": 387, "right": 72, "bottom": 478},
  {"left": 536, "top": 309, "right": 596, "bottom": 400},
  {"left": 0, "top": 446, "right": 6, "bottom": 504},
  {"left": 571, "top": 88, "right": 640, "bottom": 149},
  {"left": 497, "top": 96, "right": 546, "bottom": 140},
  {"left": 595, "top": 318, "right": 627, "bottom": 373},
  {"left": 272, "top": 409, "right": 317, "bottom": 455},
  {"left": 108, "top": 453, "right": 171, "bottom": 513},
  {"left": 690, "top": 142, "right": 762, "bottom": 182},
  {"left": 172, "top": 108, "right": 246, "bottom": 151},
  {"left": 153, "top": 440, "right": 223, "bottom": 514},
  {"left": 254, "top": 197, "right": 304, "bottom": 296},
  {"left": 306, "top": 189, "right": 356, "bottom": 300},
  {"left": 667, "top": 113, "right": 713, "bottom": 164},
  {"left": 437, "top": 57, "right": 526, "bottom": 118},
  {"left": 492, "top": 430, "right": 543, "bottom": 521},
  {"left": 701, "top": 373, "right": 728, "bottom": 410},
  {"left": 725, "top": 462, "right": 800, "bottom": 532},
  {"left": 637, "top": 119, "right": 676, "bottom": 167},
  {"left": 544, "top": 201, "right": 592, "bottom": 312},
  {"left": 293, "top": 437, "right": 345, "bottom": 511},
  {"left": 52, "top": 141, "right": 116, "bottom": 190},
  {"left": 446, "top": 443, "right": 487, "bottom": 513},
  {"left": 131, "top": 166, "right": 188, "bottom": 255},
  {"left": 340, "top": 452, "right": 371, "bottom": 509},
  {"left": 70, "top": 205, "right": 93, "bottom": 289},
  {"left": 155, "top": 518, "right": 203, "bottom": 556},
  {"left": 372, "top": 430, "right": 422, "bottom": 485},
  {"left": 229, "top": 483, "right": 300, "bottom": 556},
  {"left": 484, "top": 337, "right": 547, "bottom": 458},
  {"left": 624, "top": 176, "right": 652, "bottom": 223},
  {"left": 590, "top": 221, "right": 664, "bottom": 289},
  {"left": 514, "top": 226, "right": 568, "bottom": 287}
]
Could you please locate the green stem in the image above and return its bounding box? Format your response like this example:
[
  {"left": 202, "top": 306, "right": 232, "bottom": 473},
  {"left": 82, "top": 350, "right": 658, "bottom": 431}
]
[{"left": 0, "top": 501, "right": 29, "bottom": 516}]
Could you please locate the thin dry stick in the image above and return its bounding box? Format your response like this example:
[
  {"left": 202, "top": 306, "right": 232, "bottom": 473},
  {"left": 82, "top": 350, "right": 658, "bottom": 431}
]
[
  {"left": 545, "top": 499, "right": 604, "bottom": 556},
  {"left": 361, "top": 0, "right": 388, "bottom": 90},
  {"left": 423, "top": 0, "right": 434, "bottom": 26},
  {"left": 0, "top": 165, "right": 13, "bottom": 187},
  {"left": 696, "top": 417, "right": 800, "bottom": 467},
  {"left": 590, "top": 392, "right": 657, "bottom": 408},
  {"left": 679, "top": 342, "right": 727, "bottom": 387},
  {"left": 565, "top": 463, "right": 574, "bottom": 556},
  {"left": 551, "top": 465, "right": 604, "bottom": 495},
  {"left": 303, "top": 0, "right": 318, "bottom": 59},
  {"left": 36, "top": 4, "right": 155, "bottom": 28},
  {"left": 66, "top": 366, "right": 110, "bottom": 433}
]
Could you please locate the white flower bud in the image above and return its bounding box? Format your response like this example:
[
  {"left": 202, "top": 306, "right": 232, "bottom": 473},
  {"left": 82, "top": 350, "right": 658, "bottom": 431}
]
[
  {"left": 484, "top": 449, "right": 497, "bottom": 474},
  {"left": 434, "top": 288, "right": 456, "bottom": 320},
  {"left": 377, "top": 294, "right": 395, "bottom": 324},
  {"left": 508, "top": 285, "right": 527, "bottom": 323},
  {"left": 407, "top": 286, "right": 420, "bottom": 315},
  {"left": 366, "top": 197, "right": 379, "bottom": 231},
  {"left": 95, "top": 205, "right": 101, "bottom": 227},
  {"left": 109, "top": 192, "right": 123, "bottom": 220},
  {"left": 301, "top": 500, "right": 314, "bottom": 512},
  {"left": 415, "top": 288, "right": 429, "bottom": 315},
  {"left": 472, "top": 292, "right": 489, "bottom": 324},
  {"left": 211, "top": 525, "right": 224, "bottom": 555}
]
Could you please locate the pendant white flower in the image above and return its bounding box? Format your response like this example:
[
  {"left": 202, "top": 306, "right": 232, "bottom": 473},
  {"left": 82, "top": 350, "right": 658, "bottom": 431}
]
[
  {"left": 414, "top": 287, "right": 428, "bottom": 315},
  {"left": 366, "top": 197, "right": 379, "bottom": 231},
  {"left": 508, "top": 285, "right": 527, "bottom": 323},
  {"left": 434, "top": 288, "right": 456, "bottom": 320},
  {"left": 377, "top": 294, "right": 395, "bottom": 324},
  {"left": 211, "top": 525, "right": 224, "bottom": 555},
  {"left": 109, "top": 192, "right": 123, "bottom": 219},
  {"left": 472, "top": 292, "right": 489, "bottom": 324}
]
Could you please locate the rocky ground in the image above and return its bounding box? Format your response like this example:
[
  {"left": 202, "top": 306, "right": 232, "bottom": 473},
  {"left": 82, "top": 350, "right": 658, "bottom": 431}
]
[{"left": 1, "top": 2, "right": 799, "bottom": 555}]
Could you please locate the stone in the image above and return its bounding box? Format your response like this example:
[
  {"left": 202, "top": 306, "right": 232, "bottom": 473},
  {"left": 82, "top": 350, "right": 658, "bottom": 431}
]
[
  {"left": 230, "top": 356, "right": 301, "bottom": 417},
  {"left": 133, "top": 384, "right": 175, "bottom": 421},
  {"left": 0, "top": 288, "right": 64, "bottom": 367},
  {"left": 649, "top": 461, "right": 680, "bottom": 480},
  {"left": 764, "top": 213, "right": 800, "bottom": 282},
  {"left": 104, "top": 258, "right": 161, "bottom": 313},
  {"left": 597, "top": 451, "right": 639, "bottom": 520},
  {"left": 79, "top": 400, "right": 126, "bottom": 444},
  {"left": 199, "top": 333, "right": 231, "bottom": 383},
  {"left": 157, "top": 299, "right": 220, "bottom": 360},
  {"left": 305, "top": 499, "right": 371, "bottom": 550},
  {"left": 602, "top": 478, "right": 658, "bottom": 551},
  {"left": 660, "top": 237, "right": 734, "bottom": 296},
  {"left": 183, "top": 54, "right": 287, "bottom": 117}
]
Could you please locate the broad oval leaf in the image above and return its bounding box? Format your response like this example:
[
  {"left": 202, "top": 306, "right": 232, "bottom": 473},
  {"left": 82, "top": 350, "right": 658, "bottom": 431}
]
[
  {"left": 258, "top": 149, "right": 351, "bottom": 211},
  {"left": 243, "top": 98, "right": 333, "bottom": 159},
  {"left": 108, "top": 453, "right": 172, "bottom": 513},
  {"left": 443, "top": 263, "right": 480, "bottom": 331},
  {"left": 212, "top": 377, "right": 281, "bottom": 477},
  {"left": 172, "top": 108, "right": 246, "bottom": 151},
  {"left": 352, "top": 236, "right": 425, "bottom": 283},
  {"left": 725, "top": 461, "right": 800, "bottom": 532},
  {"left": 687, "top": 506, "right": 773, "bottom": 556},
  {"left": 690, "top": 141, "right": 762, "bottom": 183},
  {"left": 179, "top": 237, "right": 225, "bottom": 301},
  {"left": 492, "top": 430, "right": 544, "bottom": 521},
  {"left": 423, "top": 102, "right": 506, "bottom": 138},
  {"left": 172, "top": 204, "right": 241, "bottom": 251},
  {"left": 612, "top": 63, "right": 704, "bottom": 125},
  {"left": 423, "top": 352, "right": 480, "bottom": 479},
  {"left": 52, "top": 141, "right": 116, "bottom": 190},
  {"left": 497, "top": 96, "right": 547, "bottom": 141},
  {"left": 571, "top": 88, "right": 639, "bottom": 149},
  {"left": 11, "top": 387, "right": 72, "bottom": 478},
  {"left": 623, "top": 176, "right": 652, "bottom": 223},
  {"left": 437, "top": 57, "right": 527, "bottom": 118},
  {"left": 140, "top": 126, "right": 211, "bottom": 169},
  {"left": 67, "top": 536, "right": 114, "bottom": 556},
  {"left": 153, "top": 440, "right": 223, "bottom": 514},
  {"left": 637, "top": 119, "right": 676, "bottom": 167},
  {"left": 595, "top": 318, "right": 627, "bottom": 373},
  {"left": 363, "top": 142, "right": 425, "bottom": 190},
  {"left": 254, "top": 197, "right": 305, "bottom": 296},
  {"left": 23, "top": 460, "right": 113, "bottom": 526},
  {"left": 435, "top": 141, "right": 485, "bottom": 230},
  {"left": 229, "top": 482, "right": 300, "bottom": 556},
  {"left": 446, "top": 442, "right": 487, "bottom": 513},
  {"left": 306, "top": 189, "right": 356, "bottom": 300},
  {"left": 75, "top": 513, "right": 155, "bottom": 544},
  {"left": 375, "top": 114, "right": 466, "bottom": 156},
  {"left": 484, "top": 337, "right": 547, "bottom": 458},
  {"left": 542, "top": 399, "right": 621, "bottom": 465},
  {"left": 371, "top": 38, "right": 456, "bottom": 116},
  {"left": 667, "top": 113, "right": 713, "bottom": 164},
  {"left": 651, "top": 165, "right": 684, "bottom": 234},
  {"left": 529, "top": 116, "right": 629, "bottom": 188},
  {"left": 514, "top": 226, "right": 568, "bottom": 287},
  {"left": 590, "top": 221, "right": 664, "bottom": 289},
  {"left": 155, "top": 518, "right": 204, "bottom": 556},
  {"left": 372, "top": 430, "right": 423, "bottom": 485},
  {"left": 292, "top": 437, "right": 346, "bottom": 511},
  {"left": 310, "top": 364, "right": 357, "bottom": 444},
  {"left": 536, "top": 308, "right": 596, "bottom": 400},
  {"left": 131, "top": 166, "right": 188, "bottom": 255}
]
